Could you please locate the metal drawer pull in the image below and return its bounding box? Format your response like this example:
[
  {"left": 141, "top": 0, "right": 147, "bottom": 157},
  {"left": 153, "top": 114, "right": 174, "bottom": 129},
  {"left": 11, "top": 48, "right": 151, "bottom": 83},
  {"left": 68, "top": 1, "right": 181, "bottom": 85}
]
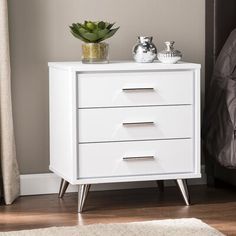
[
  {"left": 123, "top": 121, "right": 155, "bottom": 126},
  {"left": 123, "top": 155, "right": 155, "bottom": 161},
  {"left": 122, "top": 87, "right": 154, "bottom": 91}
]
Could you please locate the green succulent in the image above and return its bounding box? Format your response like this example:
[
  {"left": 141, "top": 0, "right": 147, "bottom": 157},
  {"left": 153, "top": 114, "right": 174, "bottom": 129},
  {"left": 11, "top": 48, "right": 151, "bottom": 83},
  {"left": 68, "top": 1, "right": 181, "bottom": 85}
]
[{"left": 69, "top": 21, "right": 119, "bottom": 43}]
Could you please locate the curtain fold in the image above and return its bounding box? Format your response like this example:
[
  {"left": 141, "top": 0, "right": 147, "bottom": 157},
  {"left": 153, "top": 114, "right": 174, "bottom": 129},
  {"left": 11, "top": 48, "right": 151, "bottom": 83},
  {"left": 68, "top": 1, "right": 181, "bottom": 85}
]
[{"left": 0, "top": 0, "right": 20, "bottom": 204}]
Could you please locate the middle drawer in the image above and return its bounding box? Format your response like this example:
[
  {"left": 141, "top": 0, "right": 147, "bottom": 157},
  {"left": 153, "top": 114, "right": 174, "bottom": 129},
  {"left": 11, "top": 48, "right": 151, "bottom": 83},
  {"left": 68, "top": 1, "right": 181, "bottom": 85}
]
[{"left": 78, "top": 106, "right": 193, "bottom": 143}]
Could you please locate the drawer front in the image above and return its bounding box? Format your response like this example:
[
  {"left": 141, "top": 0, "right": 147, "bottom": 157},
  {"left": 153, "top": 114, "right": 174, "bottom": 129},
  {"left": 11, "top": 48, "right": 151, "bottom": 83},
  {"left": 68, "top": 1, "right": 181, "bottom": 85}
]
[
  {"left": 78, "top": 106, "right": 193, "bottom": 143},
  {"left": 77, "top": 71, "right": 193, "bottom": 108},
  {"left": 78, "top": 139, "right": 194, "bottom": 178}
]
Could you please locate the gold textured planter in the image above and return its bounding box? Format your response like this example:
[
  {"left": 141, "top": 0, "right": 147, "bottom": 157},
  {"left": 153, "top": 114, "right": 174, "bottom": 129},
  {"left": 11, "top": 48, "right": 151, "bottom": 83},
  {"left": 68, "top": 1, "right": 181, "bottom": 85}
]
[{"left": 82, "top": 43, "right": 109, "bottom": 64}]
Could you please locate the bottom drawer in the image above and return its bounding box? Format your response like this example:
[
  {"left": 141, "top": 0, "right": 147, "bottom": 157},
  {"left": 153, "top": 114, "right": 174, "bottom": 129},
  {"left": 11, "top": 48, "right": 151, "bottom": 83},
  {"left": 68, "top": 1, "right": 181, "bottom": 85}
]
[{"left": 78, "top": 139, "right": 194, "bottom": 179}]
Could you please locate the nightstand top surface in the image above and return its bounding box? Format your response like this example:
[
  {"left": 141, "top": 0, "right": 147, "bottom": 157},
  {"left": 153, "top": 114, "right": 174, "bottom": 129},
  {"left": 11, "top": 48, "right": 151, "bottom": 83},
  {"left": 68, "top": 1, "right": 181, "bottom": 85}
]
[{"left": 48, "top": 60, "right": 201, "bottom": 71}]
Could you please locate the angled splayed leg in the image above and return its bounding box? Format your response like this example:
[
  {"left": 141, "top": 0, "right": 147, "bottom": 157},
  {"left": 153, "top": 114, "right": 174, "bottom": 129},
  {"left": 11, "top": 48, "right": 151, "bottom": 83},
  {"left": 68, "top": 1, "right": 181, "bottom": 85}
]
[
  {"left": 78, "top": 184, "right": 91, "bottom": 213},
  {"left": 175, "top": 179, "right": 190, "bottom": 206},
  {"left": 58, "top": 179, "right": 69, "bottom": 198}
]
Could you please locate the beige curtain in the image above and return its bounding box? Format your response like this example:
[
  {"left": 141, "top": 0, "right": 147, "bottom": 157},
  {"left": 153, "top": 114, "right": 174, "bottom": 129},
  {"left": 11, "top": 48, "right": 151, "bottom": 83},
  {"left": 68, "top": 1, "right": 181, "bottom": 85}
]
[{"left": 0, "top": 0, "right": 20, "bottom": 204}]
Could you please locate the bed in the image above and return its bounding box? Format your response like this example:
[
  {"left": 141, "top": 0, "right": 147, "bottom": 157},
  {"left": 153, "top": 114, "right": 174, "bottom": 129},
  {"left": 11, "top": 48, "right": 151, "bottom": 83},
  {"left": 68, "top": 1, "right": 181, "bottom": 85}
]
[{"left": 204, "top": 0, "right": 236, "bottom": 186}]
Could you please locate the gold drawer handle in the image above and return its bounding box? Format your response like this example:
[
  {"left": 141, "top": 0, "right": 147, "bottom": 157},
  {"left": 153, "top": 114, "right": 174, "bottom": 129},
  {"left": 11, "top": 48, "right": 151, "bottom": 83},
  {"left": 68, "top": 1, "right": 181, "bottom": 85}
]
[
  {"left": 123, "top": 121, "right": 155, "bottom": 126},
  {"left": 122, "top": 87, "right": 154, "bottom": 91},
  {"left": 123, "top": 155, "right": 155, "bottom": 161}
]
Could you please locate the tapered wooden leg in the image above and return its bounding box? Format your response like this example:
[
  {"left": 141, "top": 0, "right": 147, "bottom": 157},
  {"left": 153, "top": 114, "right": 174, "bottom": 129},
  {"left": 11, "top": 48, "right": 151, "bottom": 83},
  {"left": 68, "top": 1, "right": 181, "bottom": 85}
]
[
  {"left": 78, "top": 184, "right": 91, "bottom": 213},
  {"left": 58, "top": 179, "right": 69, "bottom": 198},
  {"left": 156, "top": 180, "right": 164, "bottom": 192},
  {"left": 175, "top": 179, "right": 190, "bottom": 206}
]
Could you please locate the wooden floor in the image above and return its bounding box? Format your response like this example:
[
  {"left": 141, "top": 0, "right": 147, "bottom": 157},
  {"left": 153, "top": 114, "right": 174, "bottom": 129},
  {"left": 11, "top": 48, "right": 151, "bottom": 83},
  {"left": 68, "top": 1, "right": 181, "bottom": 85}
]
[{"left": 1, "top": 184, "right": 236, "bottom": 235}]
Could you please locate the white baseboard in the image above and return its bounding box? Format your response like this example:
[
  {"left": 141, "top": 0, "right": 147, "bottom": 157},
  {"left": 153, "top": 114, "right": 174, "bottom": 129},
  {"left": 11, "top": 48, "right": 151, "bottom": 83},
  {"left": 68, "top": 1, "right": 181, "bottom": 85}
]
[{"left": 20, "top": 166, "right": 206, "bottom": 196}]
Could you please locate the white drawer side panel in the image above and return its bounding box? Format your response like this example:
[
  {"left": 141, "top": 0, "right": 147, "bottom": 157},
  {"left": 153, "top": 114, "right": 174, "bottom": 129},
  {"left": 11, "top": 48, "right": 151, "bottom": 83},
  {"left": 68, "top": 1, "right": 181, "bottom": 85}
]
[{"left": 49, "top": 68, "right": 77, "bottom": 183}]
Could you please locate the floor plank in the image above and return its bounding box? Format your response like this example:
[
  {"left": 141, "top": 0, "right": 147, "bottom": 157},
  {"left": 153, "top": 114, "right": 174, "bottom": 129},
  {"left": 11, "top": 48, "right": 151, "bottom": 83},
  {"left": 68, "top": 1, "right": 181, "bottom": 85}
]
[{"left": 0, "top": 185, "right": 236, "bottom": 235}]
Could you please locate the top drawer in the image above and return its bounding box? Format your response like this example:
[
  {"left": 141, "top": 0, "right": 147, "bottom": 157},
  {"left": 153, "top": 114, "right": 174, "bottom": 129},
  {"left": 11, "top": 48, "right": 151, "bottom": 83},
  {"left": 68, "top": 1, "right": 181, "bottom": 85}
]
[{"left": 77, "top": 71, "right": 193, "bottom": 108}]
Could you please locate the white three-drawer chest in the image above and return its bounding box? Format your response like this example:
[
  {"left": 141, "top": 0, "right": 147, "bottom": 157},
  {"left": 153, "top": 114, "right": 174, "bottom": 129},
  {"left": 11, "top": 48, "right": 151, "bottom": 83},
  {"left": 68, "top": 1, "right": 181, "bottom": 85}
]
[{"left": 48, "top": 61, "right": 201, "bottom": 212}]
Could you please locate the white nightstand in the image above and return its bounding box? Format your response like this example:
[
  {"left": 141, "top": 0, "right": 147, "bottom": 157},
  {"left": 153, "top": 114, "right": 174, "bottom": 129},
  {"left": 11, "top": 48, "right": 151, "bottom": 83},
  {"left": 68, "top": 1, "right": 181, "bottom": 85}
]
[{"left": 48, "top": 61, "right": 201, "bottom": 212}]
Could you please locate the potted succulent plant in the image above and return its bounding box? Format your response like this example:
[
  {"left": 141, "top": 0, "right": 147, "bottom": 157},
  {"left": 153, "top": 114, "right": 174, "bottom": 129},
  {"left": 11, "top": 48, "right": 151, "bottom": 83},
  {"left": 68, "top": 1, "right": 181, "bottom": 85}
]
[{"left": 70, "top": 21, "right": 119, "bottom": 63}]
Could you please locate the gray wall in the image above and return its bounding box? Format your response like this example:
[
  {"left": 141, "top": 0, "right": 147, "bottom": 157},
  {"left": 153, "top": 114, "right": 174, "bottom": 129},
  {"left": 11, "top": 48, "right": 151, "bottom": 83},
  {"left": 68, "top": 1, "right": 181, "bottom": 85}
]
[{"left": 8, "top": 0, "right": 205, "bottom": 174}]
